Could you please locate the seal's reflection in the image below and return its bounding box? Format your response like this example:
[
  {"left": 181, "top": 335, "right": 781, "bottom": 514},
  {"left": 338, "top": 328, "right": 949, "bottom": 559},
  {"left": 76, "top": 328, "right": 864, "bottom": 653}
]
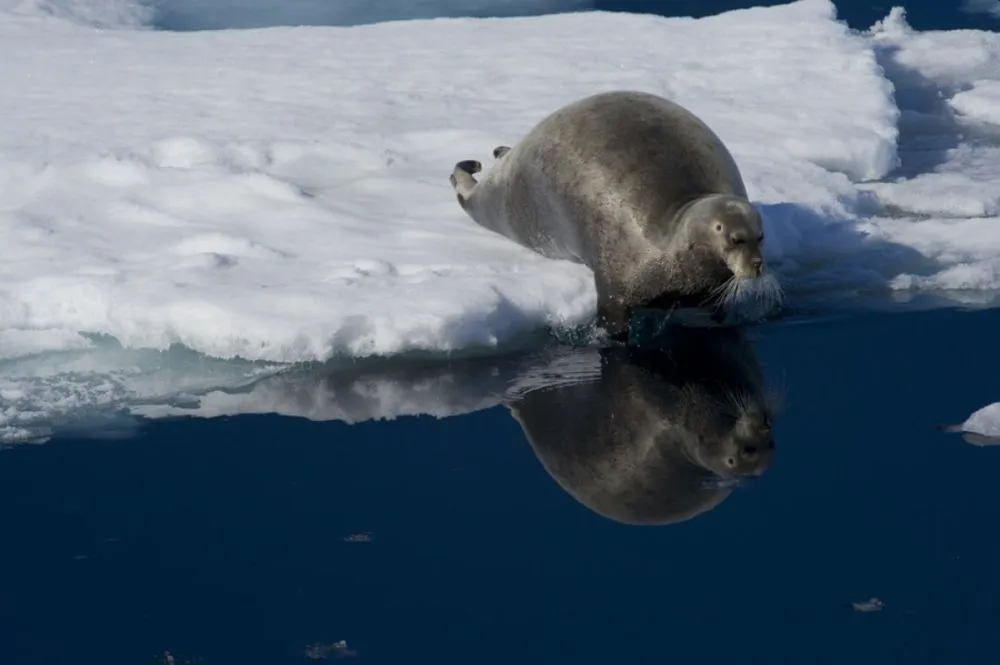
[{"left": 504, "top": 327, "right": 776, "bottom": 526}]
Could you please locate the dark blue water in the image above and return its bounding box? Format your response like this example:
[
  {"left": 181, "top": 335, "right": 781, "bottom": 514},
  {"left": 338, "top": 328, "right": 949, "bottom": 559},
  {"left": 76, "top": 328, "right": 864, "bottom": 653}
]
[
  {"left": 3, "top": 2, "right": 1000, "bottom": 665},
  {"left": 4, "top": 308, "right": 1000, "bottom": 665}
]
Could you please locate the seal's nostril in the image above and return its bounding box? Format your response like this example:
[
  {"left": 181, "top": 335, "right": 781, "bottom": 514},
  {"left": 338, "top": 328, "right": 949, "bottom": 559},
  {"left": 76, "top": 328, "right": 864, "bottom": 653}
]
[{"left": 751, "top": 257, "right": 763, "bottom": 275}]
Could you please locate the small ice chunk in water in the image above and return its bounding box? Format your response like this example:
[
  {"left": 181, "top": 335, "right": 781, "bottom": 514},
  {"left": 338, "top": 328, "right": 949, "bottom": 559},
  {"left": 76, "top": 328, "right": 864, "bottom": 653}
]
[
  {"left": 851, "top": 597, "right": 885, "bottom": 612},
  {"left": 939, "top": 402, "right": 1000, "bottom": 446},
  {"left": 959, "top": 402, "right": 1000, "bottom": 446}
]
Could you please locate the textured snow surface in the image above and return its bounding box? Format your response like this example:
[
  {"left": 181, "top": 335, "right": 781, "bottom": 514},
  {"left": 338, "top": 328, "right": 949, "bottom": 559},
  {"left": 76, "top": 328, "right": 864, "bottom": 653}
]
[{"left": 2, "top": 0, "right": 1000, "bottom": 441}]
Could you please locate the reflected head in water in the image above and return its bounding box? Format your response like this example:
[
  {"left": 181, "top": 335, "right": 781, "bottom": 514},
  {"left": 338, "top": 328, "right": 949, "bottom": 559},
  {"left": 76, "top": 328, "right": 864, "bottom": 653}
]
[{"left": 504, "top": 326, "right": 778, "bottom": 526}]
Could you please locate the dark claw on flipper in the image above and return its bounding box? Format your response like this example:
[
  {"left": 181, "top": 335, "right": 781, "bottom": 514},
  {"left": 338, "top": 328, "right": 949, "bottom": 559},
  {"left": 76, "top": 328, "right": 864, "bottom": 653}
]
[{"left": 456, "top": 160, "right": 482, "bottom": 175}]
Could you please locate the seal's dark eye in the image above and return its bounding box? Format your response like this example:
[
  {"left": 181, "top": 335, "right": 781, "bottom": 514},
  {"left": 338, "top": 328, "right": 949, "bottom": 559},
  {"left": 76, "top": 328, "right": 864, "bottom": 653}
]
[{"left": 715, "top": 223, "right": 723, "bottom": 232}]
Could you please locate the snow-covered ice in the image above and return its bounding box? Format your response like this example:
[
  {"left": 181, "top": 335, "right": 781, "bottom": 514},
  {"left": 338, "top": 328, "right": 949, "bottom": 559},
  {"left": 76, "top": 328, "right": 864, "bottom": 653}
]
[
  {"left": 857, "top": 8, "right": 1000, "bottom": 295},
  {"left": 944, "top": 401, "right": 1000, "bottom": 446},
  {"left": 951, "top": 81, "right": 1000, "bottom": 127},
  {"left": 2, "top": 0, "right": 1000, "bottom": 442}
]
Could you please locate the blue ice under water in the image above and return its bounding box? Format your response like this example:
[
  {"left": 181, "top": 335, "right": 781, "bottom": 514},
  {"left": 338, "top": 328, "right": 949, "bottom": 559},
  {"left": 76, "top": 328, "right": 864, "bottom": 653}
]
[{"left": 63, "top": 0, "right": 1000, "bottom": 31}]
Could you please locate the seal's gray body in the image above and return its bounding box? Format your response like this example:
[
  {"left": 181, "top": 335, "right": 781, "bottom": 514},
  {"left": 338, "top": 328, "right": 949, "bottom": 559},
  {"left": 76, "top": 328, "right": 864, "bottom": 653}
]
[{"left": 450, "top": 90, "right": 763, "bottom": 338}]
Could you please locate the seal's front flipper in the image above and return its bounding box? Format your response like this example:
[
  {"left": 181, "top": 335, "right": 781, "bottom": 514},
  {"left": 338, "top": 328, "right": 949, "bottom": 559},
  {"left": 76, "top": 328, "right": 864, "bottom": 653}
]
[
  {"left": 597, "top": 307, "right": 629, "bottom": 343},
  {"left": 670, "top": 306, "right": 725, "bottom": 328},
  {"left": 450, "top": 159, "right": 482, "bottom": 205},
  {"left": 456, "top": 159, "right": 482, "bottom": 175},
  {"left": 596, "top": 283, "right": 630, "bottom": 343},
  {"left": 493, "top": 146, "right": 511, "bottom": 159}
]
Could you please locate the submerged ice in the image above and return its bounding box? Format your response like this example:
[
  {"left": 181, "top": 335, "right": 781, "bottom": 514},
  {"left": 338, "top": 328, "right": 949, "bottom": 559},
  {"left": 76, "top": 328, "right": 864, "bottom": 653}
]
[
  {"left": 2, "top": 0, "right": 1000, "bottom": 441},
  {"left": 10, "top": 0, "right": 595, "bottom": 30},
  {"left": 962, "top": 1, "right": 1000, "bottom": 20}
]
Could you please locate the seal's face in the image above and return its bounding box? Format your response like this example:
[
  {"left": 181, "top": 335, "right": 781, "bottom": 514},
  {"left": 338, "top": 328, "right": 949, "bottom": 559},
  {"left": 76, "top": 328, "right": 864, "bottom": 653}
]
[
  {"left": 706, "top": 199, "right": 766, "bottom": 280},
  {"left": 696, "top": 409, "right": 776, "bottom": 478},
  {"left": 723, "top": 409, "right": 776, "bottom": 476},
  {"left": 679, "top": 195, "right": 783, "bottom": 318}
]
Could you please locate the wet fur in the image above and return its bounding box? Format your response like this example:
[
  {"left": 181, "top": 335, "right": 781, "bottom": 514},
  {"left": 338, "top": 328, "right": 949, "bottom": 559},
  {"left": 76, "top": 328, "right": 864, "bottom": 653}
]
[{"left": 449, "top": 90, "right": 782, "bottom": 338}]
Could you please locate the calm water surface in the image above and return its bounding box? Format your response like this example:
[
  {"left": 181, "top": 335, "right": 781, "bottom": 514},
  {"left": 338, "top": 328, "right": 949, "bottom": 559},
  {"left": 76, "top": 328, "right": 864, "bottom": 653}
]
[
  {"left": 3, "top": 309, "right": 1000, "bottom": 665},
  {"left": 3, "top": 2, "right": 1000, "bottom": 664}
]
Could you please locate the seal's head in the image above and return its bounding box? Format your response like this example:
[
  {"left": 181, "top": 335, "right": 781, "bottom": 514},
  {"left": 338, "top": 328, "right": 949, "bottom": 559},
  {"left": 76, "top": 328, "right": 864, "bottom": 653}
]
[
  {"left": 680, "top": 194, "right": 783, "bottom": 317},
  {"left": 683, "top": 194, "right": 764, "bottom": 277},
  {"left": 692, "top": 406, "right": 776, "bottom": 478},
  {"left": 724, "top": 408, "right": 776, "bottom": 475}
]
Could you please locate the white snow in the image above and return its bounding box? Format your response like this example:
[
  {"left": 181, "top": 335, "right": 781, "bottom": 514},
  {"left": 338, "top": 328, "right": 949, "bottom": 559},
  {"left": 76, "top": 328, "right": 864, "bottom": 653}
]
[
  {"left": 954, "top": 401, "right": 1000, "bottom": 445},
  {"left": 2, "top": 0, "right": 1000, "bottom": 441},
  {"left": 951, "top": 80, "right": 1000, "bottom": 126},
  {"left": 856, "top": 8, "right": 1000, "bottom": 297}
]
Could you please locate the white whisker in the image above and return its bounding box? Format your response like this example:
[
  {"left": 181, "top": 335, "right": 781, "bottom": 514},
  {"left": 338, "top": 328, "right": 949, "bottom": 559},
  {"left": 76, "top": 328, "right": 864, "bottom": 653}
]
[
  {"left": 703, "top": 274, "right": 736, "bottom": 307},
  {"left": 721, "top": 272, "right": 784, "bottom": 321},
  {"left": 763, "top": 374, "right": 788, "bottom": 414},
  {"left": 700, "top": 270, "right": 784, "bottom": 323}
]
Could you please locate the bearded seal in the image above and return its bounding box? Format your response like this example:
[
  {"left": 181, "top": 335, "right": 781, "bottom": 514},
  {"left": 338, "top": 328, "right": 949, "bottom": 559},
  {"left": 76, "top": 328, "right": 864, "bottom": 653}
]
[
  {"left": 449, "top": 90, "right": 783, "bottom": 339},
  {"left": 504, "top": 326, "right": 777, "bottom": 526}
]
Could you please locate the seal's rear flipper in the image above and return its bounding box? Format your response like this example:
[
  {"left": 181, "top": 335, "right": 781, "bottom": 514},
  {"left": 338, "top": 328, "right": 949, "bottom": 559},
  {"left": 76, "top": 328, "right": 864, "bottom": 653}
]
[
  {"left": 456, "top": 159, "right": 482, "bottom": 175},
  {"left": 493, "top": 146, "right": 511, "bottom": 159},
  {"left": 450, "top": 159, "right": 481, "bottom": 205}
]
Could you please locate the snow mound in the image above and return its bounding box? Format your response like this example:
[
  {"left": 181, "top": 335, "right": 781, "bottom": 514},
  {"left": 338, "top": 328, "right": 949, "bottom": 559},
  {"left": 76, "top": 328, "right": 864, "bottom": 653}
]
[
  {"left": 951, "top": 80, "right": 1000, "bottom": 126},
  {"left": 857, "top": 7, "right": 1000, "bottom": 296}
]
